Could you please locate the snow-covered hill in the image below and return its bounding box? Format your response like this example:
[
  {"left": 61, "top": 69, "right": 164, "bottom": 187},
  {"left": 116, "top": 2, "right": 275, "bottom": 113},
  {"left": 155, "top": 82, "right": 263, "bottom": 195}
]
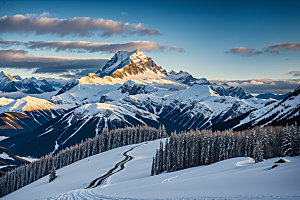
[
  {"left": 3, "top": 139, "right": 300, "bottom": 200},
  {"left": 0, "top": 71, "right": 56, "bottom": 94}
]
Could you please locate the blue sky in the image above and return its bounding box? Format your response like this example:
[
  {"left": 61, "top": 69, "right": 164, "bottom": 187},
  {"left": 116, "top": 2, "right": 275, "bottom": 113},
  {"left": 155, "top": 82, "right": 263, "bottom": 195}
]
[{"left": 0, "top": 0, "right": 299, "bottom": 93}]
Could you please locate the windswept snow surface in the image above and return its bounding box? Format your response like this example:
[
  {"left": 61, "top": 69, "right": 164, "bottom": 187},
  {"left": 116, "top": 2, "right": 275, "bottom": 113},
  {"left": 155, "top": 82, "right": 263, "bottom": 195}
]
[{"left": 3, "top": 139, "right": 300, "bottom": 200}]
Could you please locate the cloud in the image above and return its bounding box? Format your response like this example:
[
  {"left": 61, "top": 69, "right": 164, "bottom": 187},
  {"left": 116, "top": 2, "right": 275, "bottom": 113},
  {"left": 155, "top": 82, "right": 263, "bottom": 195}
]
[
  {"left": 0, "top": 37, "right": 22, "bottom": 47},
  {"left": 226, "top": 47, "right": 263, "bottom": 56},
  {"left": 0, "top": 38, "right": 184, "bottom": 53},
  {"left": 265, "top": 43, "right": 300, "bottom": 54},
  {"left": 211, "top": 78, "right": 300, "bottom": 94},
  {"left": 170, "top": 46, "right": 185, "bottom": 52},
  {"left": 0, "top": 49, "right": 108, "bottom": 75},
  {"left": 287, "top": 70, "right": 300, "bottom": 77},
  {"left": 0, "top": 14, "right": 160, "bottom": 37},
  {"left": 24, "top": 40, "right": 184, "bottom": 53},
  {"left": 227, "top": 42, "right": 300, "bottom": 57}
]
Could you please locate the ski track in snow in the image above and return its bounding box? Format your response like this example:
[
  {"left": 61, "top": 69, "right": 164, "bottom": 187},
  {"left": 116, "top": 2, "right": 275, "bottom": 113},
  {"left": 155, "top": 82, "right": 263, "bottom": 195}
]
[
  {"left": 50, "top": 143, "right": 148, "bottom": 200},
  {"left": 48, "top": 189, "right": 300, "bottom": 200},
  {"left": 86, "top": 143, "right": 146, "bottom": 188}
]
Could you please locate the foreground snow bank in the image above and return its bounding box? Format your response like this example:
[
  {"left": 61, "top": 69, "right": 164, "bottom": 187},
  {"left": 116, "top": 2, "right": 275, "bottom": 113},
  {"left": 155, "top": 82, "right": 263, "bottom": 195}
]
[{"left": 4, "top": 139, "right": 300, "bottom": 200}]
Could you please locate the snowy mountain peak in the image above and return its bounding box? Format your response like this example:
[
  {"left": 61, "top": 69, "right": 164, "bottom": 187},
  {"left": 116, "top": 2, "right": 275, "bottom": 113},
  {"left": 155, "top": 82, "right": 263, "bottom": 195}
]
[
  {"left": 96, "top": 49, "right": 167, "bottom": 79},
  {"left": 167, "top": 70, "right": 210, "bottom": 86},
  {"left": 0, "top": 71, "right": 16, "bottom": 81},
  {"left": 78, "top": 73, "right": 101, "bottom": 85}
]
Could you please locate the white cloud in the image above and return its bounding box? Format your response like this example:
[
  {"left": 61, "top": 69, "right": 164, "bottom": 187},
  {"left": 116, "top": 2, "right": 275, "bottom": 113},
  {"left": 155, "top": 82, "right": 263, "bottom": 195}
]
[{"left": 0, "top": 14, "right": 160, "bottom": 37}]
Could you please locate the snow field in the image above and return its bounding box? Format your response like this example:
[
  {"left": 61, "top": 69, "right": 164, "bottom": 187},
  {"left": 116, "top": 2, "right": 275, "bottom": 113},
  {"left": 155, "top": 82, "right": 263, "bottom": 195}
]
[{"left": 4, "top": 139, "right": 300, "bottom": 200}]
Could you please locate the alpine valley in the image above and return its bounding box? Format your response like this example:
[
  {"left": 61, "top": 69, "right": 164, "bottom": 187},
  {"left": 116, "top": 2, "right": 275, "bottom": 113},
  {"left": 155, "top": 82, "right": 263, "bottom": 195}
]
[{"left": 0, "top": 50, "right": 299, "bottom": 159}]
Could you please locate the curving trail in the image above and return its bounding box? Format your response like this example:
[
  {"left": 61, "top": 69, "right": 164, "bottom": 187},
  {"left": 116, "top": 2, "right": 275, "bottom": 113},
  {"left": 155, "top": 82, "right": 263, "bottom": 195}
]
[
  {"left": 86, "top": 143, "right": 147, "bottom": 189},
  {"left": 48, "top": 143, "right": 148, "bottom": 200}
]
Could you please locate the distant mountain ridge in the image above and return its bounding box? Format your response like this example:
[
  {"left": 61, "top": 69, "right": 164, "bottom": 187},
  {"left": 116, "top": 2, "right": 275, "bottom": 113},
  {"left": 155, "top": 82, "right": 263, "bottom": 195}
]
[
  {"left": 0, "top": 71, "right": 55, "bottom": 94},
  {"left": 255, "top": 92, "right": 290, "bottom": 100}
]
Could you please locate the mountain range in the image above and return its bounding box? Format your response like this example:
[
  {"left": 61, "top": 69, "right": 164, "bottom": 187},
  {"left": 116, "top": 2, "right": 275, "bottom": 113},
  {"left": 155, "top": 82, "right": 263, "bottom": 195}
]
[
  {"left": 0, "top": 71, "right": 56, "bottom": 94},
  {"left": 255, "top": 92, "right": 291, "bottom": 100},
  {"left": 0, "top": 49, "right": 299, "bottom": 158}
]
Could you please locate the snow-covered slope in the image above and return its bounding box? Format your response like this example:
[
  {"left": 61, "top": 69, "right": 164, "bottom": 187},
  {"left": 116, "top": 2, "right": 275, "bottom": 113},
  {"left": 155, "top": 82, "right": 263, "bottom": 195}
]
[
  {"left": 0, "top": 97, "right": 13, "bottom": 107},
  {"left": 0, "top": 96, "right": 58, "bottom": 113},
  {"left": 0, "top": 71, "right": 56, "bottom": 94},
  {"left": 237, "top": 86, "right": 300, "bottom": 129},
  {"left": 3, "top": 139, "right": 300, "bottom": 200},
  {"left": 0, "top": 102, "right": 160, "bottom": 157},
  {"left": 0, "top": 96, "right": 64, "bottom": 137},
  {"left": 213, "top": 86, "right": 300, "bottom": 131}
]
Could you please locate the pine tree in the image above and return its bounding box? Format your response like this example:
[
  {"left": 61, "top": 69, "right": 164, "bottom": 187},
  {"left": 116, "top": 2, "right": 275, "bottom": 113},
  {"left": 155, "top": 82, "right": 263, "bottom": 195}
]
[
  {"left": 49, "top": 165, "right": 57, "bottom": 183},
  {"left": 253, "top": 139, "right": 264, "bottom": 163},
  {"left": 282, "top": 124, "right": 299, "bottom": 157},
  {"left": 151, "top": 157, "right": 155, "bottom": 176}
]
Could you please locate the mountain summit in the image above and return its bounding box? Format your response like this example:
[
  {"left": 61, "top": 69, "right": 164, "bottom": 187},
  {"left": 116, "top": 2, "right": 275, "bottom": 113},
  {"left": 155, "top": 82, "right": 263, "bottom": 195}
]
[{"left": 96, "top": 49, "right": 167, "bottom": 78}]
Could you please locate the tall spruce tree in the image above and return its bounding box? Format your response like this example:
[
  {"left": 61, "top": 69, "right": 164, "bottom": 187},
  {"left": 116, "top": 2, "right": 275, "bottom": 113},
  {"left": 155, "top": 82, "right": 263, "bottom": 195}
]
[
  {"left": 282, "top": 124, "right": 299, "bottom": 157},
  {"left": 49, "top": 165, "right": 56, "bottom": 183}
]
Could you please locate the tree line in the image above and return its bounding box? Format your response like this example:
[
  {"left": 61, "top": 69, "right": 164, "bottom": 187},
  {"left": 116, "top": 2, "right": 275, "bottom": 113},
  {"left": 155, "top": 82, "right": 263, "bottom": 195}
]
[
  {"left": 151, "top": 124, "right": 300, "bottom": 176},
  {"left": 0, "top": 125, "right": 167, "bottom": 197}
]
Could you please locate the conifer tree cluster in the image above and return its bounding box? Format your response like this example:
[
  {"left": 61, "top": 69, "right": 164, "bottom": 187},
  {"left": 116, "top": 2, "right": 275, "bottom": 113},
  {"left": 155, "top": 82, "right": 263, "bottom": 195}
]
[
  {"left": 151, "top": 124, "right": 300, "bottom": 176},
  {"left": 0, "top": 125, "right": 167, "bottom": 197}
]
